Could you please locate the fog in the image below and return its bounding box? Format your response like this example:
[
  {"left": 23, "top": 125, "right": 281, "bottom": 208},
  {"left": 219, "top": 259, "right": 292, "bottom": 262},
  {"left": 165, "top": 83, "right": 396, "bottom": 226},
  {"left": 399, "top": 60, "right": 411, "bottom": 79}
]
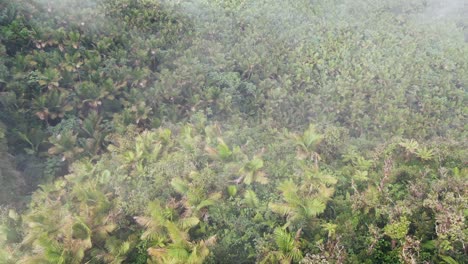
[
  {"left": 33, "top": 0, "right": 467, "bottom": 38},
  {"left": 1, "top": 0, "right": 467, "bottom": 263},
  {"left": 8, "top": 0, "right": 464, "bottom": 142}
]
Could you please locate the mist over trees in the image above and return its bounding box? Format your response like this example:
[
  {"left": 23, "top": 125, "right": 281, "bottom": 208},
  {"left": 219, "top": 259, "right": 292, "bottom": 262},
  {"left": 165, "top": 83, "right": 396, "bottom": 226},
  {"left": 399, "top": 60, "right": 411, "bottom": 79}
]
[{"left": 0, "top": 0, "right": 466, "bottom": 263}]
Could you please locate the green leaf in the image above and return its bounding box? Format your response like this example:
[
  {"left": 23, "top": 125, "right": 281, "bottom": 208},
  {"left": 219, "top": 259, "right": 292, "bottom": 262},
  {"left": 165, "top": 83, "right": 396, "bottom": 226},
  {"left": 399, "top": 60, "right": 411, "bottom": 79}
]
[
  {"left": 217, "top": 138, "right": 232, "bottom": 160},
  {"left": 439, "top": 255, "right": 459, "bottom": 264},
  {"left": 302, "top": 124, "right": 323, "bottom": 149},
  {"left": 8, "top": 209, "right": 19, "bottom": 221},
  {"left": 399, "top": 139, "right": 419, "bottom": 154},
  {"left": 196, "top": 199, "right": 216, "bottom": 211},
  {"left": 303, "top": 199, "right": 326, "bottom": 217},
  {"left": 289, "top": 247, "right": 303, "bottom": 262},
  {"left": 274, "top": 228, "right": 294, "bottom": 253},
  {"left": 72, "top": 222, "right": 91, "bottom": 240},
  {"left": 243, "top": 189, "right": 260, "bottom": 208},
  {"left": 166, "top": 221, "right": 188, "bottom": 245},
  {"left": 227, "top": 185, "right": 237, "bottom": 197},
  {"left": 269, "top": 203, "right": 293, "bottom": 216},
  {"left": 353, "top": 170, "right": 369, "bottom": 181},
  {"left": 179, "top": 217, "right": 200, "bottom": 230},
  {"left": 171, "top": 178, "right": 189, "bottom": 195},
  {"left": 166, "top": 246, "right": 189, "bottom": 261},
  {"left": 416, "top": 146, "right": 434, "bottom": 161},
  {"left": 99, "top": 170, "right": 111, "bottom": 184},
  {"left": 384, "top": 216, "right": 410, "bottom": 241},
  {"left": 246, "top": 157, "right": 264, "bottom": 171}
]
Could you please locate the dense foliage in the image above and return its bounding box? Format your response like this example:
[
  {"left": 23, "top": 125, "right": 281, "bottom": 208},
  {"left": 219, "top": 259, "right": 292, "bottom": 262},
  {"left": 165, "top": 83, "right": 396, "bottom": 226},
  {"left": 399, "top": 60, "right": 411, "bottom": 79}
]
[{"left": 0, "top": 0, "right": 466, "bottom": 263}]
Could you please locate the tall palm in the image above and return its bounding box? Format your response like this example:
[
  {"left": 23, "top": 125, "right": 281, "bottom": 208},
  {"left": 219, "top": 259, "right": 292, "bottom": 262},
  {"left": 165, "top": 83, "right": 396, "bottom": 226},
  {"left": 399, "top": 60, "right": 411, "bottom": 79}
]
[
  {"left": 236, "top": 156, "right": 268, "bottom": 185},
  {"left": 135, "top": 201, "right": 216, "bottom": 264},
  {"left": 19, "top": 178, "right": 122, "bottom": 264},
  {"left": 269, "top": 180, "right": 326, "bottom": 228},
  {"left": 171, "top": 177, "right": 221, "bottom": 219},
  {"left": 291, "top": 124, "right": 323, "bottom": 169},
  {"left": 260, "top": 228, "right": 303, "bottom": 264}
]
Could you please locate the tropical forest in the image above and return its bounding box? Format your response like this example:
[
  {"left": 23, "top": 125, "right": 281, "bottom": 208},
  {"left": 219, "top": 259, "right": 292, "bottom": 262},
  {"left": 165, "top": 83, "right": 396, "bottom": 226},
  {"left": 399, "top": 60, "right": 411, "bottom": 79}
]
[{"left": 0, "top": 0, "right": 467, "bottom": 263}]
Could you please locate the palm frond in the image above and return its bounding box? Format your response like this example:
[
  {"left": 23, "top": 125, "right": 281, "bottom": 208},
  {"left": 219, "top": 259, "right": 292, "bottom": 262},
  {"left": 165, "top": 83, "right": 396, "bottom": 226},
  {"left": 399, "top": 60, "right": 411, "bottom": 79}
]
[
  {"left": 399, "top": 139, "right": 419, "bottom": 154},
  {"left": 147, "top": 247, "right": 167, "bottom": 258},
  {"left": 71, "top": 222, "right": 91, "bottom": 240},
  {"left": 243, "top": 189, "right": 260, "bottom": 208},
  {"left": 166, "top": 222, "right": 189, "bottom": 246},
  {"left": 303, "top": 199, "right": 326, "bottom": 217},
  {"left": 255, "top": 171, "right": 269, "bottom": 184},
  {"left": 216, "top": 138, "right": 232, "bottom": 160},
  {"left": 288, "top": 247, "right": 303, "bottom": 262},
  {"left": 416, "top": 146, "right": 434, "bottom": 161},
  {"left": 194, "top": 200, "right": 212, "bottom": 211},
  {"left": 301, "top": 124, "right": 323, "bottom": 150},
  {"left": 269, "top": 203, "right": 293, "bottom": 217},
  {"left": 179, "top": 217, "right": 200, "bottom": 230},
  {"left": 166, "top": 245, "right": 190, "bottom": 262},
  {"left": 171, "top": 178, "right": 189, "bottom": 195},
  {"left": 134, "top": 216, "right": 152, "bottom": 228},
  {"left": 274, "top": 228, "right": 294, "bottom": 253}
]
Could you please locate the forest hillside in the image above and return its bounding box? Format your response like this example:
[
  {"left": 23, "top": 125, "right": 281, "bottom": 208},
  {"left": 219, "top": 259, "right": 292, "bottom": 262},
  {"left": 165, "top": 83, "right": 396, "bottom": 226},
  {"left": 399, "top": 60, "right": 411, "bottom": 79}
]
[{"left": 0, "top": 0, "right": 467, "bottom": 263}]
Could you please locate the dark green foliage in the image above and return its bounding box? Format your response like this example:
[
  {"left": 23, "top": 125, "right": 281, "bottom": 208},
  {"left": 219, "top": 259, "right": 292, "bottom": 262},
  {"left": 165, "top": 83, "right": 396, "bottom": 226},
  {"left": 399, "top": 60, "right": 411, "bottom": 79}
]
[
  {"left": 0, "top": 0, "right": 466, "bottom": 263},
  {"left": 369, "top": 239, "right": 402, "bottom": 264}
]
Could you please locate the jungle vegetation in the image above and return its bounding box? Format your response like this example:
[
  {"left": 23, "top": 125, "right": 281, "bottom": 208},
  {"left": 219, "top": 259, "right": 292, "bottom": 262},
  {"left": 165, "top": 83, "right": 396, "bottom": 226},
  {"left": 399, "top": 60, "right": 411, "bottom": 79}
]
[{"left": 0, "top": 0, "right": 467, "bottom": 263}]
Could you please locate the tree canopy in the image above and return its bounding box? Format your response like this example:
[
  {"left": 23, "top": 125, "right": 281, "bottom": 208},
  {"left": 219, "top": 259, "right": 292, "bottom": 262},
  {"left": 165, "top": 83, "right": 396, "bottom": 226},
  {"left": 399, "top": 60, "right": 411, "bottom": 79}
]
[{"left": 0, "top": 0, "right": 466, "bottom": 263}]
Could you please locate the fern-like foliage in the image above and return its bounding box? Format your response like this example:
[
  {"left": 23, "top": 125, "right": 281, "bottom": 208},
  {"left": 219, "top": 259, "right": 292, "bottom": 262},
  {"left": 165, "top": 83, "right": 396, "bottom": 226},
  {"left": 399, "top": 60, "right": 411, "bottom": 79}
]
[
  {"left": 415, "top": 146, "right": 434, "bottom": 161},
  {"left": 399, "top": 139, "right": 419, "bottom": 154},
  {"left": 136, "top": 200, "right": 216, "bottom": 264},
  {"left": 269, "top": 180, "right": 327, "bottom": 228},
  {"left": 238, "top": 156, "right": 268, "bottom": 185},
  {"left": 18, "top": 168, "right": 123, "bottom": 263},
  {"left": 260, "top": 228, "right": 303, "bottom": 264},
  {"left": 291, "top": 124, "right": 323, "bottom": 163},
  {"left": 170, "top": 176, "right": 221, "bottom": 217},
  {"left": 243, "top": 189, "right": 260, "bottom": 208}
]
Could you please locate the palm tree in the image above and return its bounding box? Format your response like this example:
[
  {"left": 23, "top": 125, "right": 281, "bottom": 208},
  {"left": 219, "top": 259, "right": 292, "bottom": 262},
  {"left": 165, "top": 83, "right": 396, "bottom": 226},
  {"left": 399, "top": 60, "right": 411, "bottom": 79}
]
[
  {"left": 135, "top": 201, "right": 216, "bottom": 264},
  {"left": 205, "top": 137, "right": 233, "bottom": 161},
  {"left": 260, "top": 228, "right": 303, "bottom": 264},
  {"left": 171, "top": 177, "right": 222, "bottom": 219},
  {"left": 235, "top": 156, "right": 268, "bottom": 185},
  {"left": 290, "top": 124, "right": 323, "bottom": 169},
  {"left": 299, "top": 166, "right": 337, "bottom": 201},
  {"left": 90, "top": 236, "right": 132, "bottom": 264},
  {"left": 19, "top": 178, "right": 123, "bottom": 264},
  {"left": 269, "top": 180, "right": 326, "bottom": 228}
]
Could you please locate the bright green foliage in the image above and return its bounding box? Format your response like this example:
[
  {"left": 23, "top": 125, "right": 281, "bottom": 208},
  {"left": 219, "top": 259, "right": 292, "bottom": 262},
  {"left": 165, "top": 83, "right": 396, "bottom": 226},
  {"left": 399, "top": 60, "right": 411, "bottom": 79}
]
[
  {"left": 226, "top": 185, "right": 237, "bottom": 197},
  {"left": 399, "top": 139, "right": 419, "bottom": 155},
  {"left": 291, "top": 124, "right": 323, "bottom": 164},
  {"left": 269, "top": 163, "right": 337, "bottom": 229},
  {"left": 170, "top": 175, "right": 222, "bottom": 217},
  {"left": 384, "top": 216, "right": 410, "bottom": 241},
  {"left": 238, "top": 156, "right": 268, "bottom": 185},
  {"left": 48, "top": 130, "right": 84, "bottom": 161},
  {"left": 259, "top": 228, "right": 303, "bottom": 264},
  {"left": 270, "top": 180, "right": 326, "bottom": 227},
  {"left": 135, "top": 201, "right": 216, "bottom": 264},
  {"left": 17, "top": 170, "right": 127, "bottom": 263},
  {"left": 321, "top": 222, "right": 337, "bottom": 239},
  {"left": 216, "top": 138, "right": 233, "bottom": 161},
  {"left": 243, "top": 189, "right": 260, "bottom": 208},
  {"left": 415, "top": 146, "right": 435, "bottom": 161},
  {"left": 0, "top": 0, "right": 466, "bottom": 263}
]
